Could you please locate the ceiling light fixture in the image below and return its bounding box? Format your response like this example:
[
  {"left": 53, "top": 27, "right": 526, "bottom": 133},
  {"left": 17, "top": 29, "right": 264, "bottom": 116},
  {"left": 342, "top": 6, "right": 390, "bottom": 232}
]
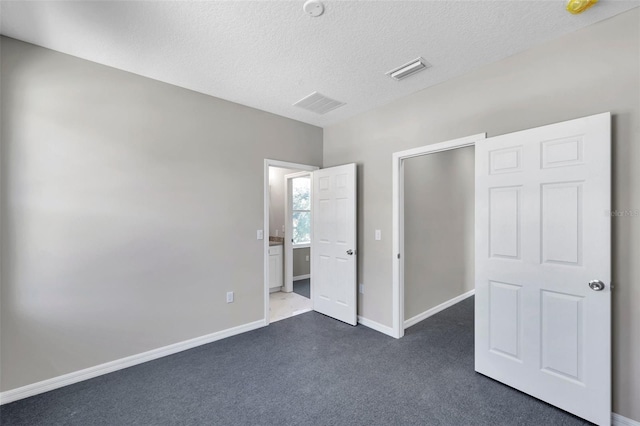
[{"left": 386, "top": 57, "right": 431, "bottom": 81}]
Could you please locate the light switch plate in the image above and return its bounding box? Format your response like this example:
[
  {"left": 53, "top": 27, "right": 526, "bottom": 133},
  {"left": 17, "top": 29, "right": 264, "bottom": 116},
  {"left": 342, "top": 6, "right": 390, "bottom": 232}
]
[
  {"left": 226, "top": 291, "right": 234, "bottom": 303},
  {"left": 257, "top": 230, "right": 264, "bottom": 240},
  {"left": 375, "top": 229, "right": 381, "bottom": 241}
]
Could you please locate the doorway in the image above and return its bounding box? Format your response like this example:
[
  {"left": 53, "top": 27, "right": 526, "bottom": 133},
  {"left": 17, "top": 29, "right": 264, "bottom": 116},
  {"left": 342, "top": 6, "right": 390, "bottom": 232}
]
[
  {"left": 403, "top": 145, "right": 476, "bottom": 329},
  {"left": 391, "top": 133, "right": 486, "bottom": 338},
  {"left": 263, "top": 159, "right": 359, "bottom": 327},
  {"left": 391, "top": 113, "right": 611, "bottom": 425},
  {"left": 264, "top": 160, "right": 317, "bottom": 324},
  {"left": 283, "top": 171, "right": 312, "bottom": 295}
]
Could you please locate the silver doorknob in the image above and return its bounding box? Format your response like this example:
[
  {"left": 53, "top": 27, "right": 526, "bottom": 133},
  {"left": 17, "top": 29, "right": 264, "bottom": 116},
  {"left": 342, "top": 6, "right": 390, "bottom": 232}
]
[
  {"left": 588, "top": 280, "right": 605, "bottom": 291},
  {"left": 346, "top": 249, "right": 354, "bottom": 255}
]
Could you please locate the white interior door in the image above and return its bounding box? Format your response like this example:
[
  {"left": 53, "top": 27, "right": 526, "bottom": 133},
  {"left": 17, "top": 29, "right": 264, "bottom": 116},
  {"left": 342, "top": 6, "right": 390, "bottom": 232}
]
[
  {"left": 312, "top": 163, "right": 357, "bottom": 325},
  {"left": 475, "top": 113, "right": 611, "bottom": 425}
]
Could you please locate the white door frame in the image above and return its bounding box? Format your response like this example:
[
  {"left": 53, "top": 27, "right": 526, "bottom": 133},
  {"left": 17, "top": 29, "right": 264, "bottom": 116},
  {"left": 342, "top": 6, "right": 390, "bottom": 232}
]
[
  {"left": 391, "top": 134, "right": 486, "bottom": 338},
  {"left": 284, "top": 171, "right": 313, "bottom": 294},
  {"left": 264, "top": 159, "right": 319, "bottom": 325}
]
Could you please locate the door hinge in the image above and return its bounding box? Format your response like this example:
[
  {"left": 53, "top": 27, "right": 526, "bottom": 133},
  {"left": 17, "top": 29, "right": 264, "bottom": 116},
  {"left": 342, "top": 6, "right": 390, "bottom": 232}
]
[{"left": 397, "top": 253, "right": 401, "bottom": 259}]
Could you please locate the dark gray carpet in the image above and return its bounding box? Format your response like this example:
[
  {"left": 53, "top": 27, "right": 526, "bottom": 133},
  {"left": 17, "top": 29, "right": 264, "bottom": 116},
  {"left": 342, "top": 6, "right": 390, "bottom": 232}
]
[
  {"left": 0, "top": 297, "right": 591, "bottom": 426},
  {"left": 293, "top": 278, "right": 310, "bottom": 299}
]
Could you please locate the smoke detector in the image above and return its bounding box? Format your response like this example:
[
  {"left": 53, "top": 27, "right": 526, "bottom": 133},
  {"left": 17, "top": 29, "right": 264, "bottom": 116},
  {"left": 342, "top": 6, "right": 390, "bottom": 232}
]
[
  {"left": 303, "top": 0, "right": 324, "bottom": 17},
  {"left": 386, "top": 57, "right": 431, "bottom": 81}
]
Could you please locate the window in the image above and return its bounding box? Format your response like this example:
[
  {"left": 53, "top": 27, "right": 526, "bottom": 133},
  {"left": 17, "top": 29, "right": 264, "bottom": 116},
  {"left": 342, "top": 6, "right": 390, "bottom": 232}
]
[{"left": 291, "top": 177, "right": 311, "bottom": 245}]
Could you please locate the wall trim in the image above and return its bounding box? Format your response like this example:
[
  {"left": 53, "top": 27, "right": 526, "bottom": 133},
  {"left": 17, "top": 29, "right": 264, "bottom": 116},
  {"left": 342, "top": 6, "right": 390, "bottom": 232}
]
[
  {"left": 357, "top": 315, "right": 396, "bottom": 338},
  {"left": 404, "top": 289, "right": 475, "bottom": 329},
  {"left": 613, "top": 413, "right": 640, "bottom": 426},
  {"left": 293, "top": 274, "right": 311, "bottom": 281},
  {"left": 0, "top": 319, "right": 266, "bottom": 405}
]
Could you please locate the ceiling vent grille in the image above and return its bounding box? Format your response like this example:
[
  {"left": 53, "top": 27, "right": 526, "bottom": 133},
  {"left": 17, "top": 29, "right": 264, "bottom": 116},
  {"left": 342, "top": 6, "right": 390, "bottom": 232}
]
[
  {"left": 293, "top": 92, "right": 345, "bottom": 115},
  {"left": 386, "top": 57, "right": 431, "bottom": 81}
]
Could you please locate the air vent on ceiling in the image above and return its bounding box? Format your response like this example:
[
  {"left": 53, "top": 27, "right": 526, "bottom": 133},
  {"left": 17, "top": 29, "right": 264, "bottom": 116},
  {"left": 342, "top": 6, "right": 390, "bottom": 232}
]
[
  {"left": 293, "top": 92, "right": 345, "bottom": 115},
  {"left": 386, "top": 57, "right": 431, "bottom": 81}
]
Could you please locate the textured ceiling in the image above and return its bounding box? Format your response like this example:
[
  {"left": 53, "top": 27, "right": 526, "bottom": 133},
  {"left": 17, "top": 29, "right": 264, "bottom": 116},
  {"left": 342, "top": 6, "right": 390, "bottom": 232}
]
[{"left": 1, "top": 1, "right": 638, "bottom": 127}]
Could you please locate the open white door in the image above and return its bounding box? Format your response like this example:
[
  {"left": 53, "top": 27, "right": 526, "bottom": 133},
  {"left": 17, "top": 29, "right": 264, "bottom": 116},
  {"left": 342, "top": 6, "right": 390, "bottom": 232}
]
[
  {"left": 312, "top": 163, "right": 357, "bottom": 326},
  {"left": 475, "top": 113, "right": 611, "bottom": 425}
]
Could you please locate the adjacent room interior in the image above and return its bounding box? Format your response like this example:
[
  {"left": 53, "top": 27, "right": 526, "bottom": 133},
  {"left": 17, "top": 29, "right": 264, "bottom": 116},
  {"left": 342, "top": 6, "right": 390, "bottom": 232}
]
[
  {"left": 267, "top": 166, "right": 313, "bottom": 322},
  {"left": 1, "top": 2, "right": 639, "bottom": 425},
  {"left": 403, "top": 146, "right": 475, "bottom": 329}
]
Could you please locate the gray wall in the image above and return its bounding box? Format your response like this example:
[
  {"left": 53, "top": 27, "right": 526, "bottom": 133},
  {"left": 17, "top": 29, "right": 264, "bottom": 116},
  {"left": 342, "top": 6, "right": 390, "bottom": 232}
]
[
  {"left": 268, "top": 167, "right": 297, "bottom": 238},
  {"left": 0, "top": 37, "right": 323, "bottom": 391},
  {"left": 293, "top": 247, "right": 310, "bottom": 277},
  {"left": 404, "top": 147, "right": 474, "bottom": 320},
  {"left": 323, "top": 10, "right": 639, "bottom": 421}
]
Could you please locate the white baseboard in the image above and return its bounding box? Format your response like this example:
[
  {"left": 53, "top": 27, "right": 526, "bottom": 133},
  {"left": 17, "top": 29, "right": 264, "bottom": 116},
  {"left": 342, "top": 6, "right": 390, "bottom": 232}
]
[
  {"left": 293, "top": 274, "right": 310, "bottom": 281},
  {"left": 357, "top": 315, "right": 396, "bottom": 338},
  {"left": 0, "top": 319, "right": 266, "bottom": 405},
  {"left": 404, "top": 289, "right": 475, "bottom": 329},
  {"left": 613, "top": 413, "right": 640, "bottom": 426}
]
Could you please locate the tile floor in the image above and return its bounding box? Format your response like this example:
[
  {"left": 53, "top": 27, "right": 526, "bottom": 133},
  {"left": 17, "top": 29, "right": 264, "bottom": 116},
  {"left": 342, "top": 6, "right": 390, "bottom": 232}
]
[{"left": 269, "top": 291, "right": 312, "bottom": 323}]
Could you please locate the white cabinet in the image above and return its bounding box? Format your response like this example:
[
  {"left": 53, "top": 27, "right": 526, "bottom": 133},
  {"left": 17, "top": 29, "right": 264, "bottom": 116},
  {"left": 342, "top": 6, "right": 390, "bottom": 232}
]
[{"left": 268, "top": 244, "right": 283, "bottom": 290}]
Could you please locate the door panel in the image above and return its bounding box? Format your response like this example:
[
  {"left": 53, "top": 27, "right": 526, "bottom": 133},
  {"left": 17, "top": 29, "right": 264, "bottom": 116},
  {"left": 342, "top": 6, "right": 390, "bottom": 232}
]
[
  {"left": 540, "top": 290, "right": 584, "bottom": 382},
  {"left": 489, "top": 186, "right": 521, "bottom": 259},
  {"left": 541, "top": 182, "right": 582, "bottom": 264},
  {"left": 475, "top": 113, "right": 611, "bottom": 425},
  {"left": 489, "top": 280, "right": 522, "bottom": 360},
  {"left": 312, "top": 163, "right": 357, "bottom": 326}
]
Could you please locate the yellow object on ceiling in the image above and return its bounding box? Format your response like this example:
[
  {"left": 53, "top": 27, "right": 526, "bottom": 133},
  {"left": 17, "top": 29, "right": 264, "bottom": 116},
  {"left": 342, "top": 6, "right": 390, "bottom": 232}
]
[{"left": 566, "top": 0, "right": 599, "bottom": 14}]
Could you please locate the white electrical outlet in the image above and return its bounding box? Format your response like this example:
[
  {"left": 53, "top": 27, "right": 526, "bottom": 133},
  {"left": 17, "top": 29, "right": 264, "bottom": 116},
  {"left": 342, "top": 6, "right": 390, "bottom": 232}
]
[
  {"left": 359, "top": 283, "right": 364, "bottom": 294},
  {"left": 226, "top": 291, "right": 234, "bottom": 303},
  {"left": 305, "top": 255, "right": 309, "bottom": 262},
  {"left": 257, "top": 230, "right": 264, "bottom": 240},
  {"left": 375, "top": 229, "right": 381, "bottom": 241}
]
